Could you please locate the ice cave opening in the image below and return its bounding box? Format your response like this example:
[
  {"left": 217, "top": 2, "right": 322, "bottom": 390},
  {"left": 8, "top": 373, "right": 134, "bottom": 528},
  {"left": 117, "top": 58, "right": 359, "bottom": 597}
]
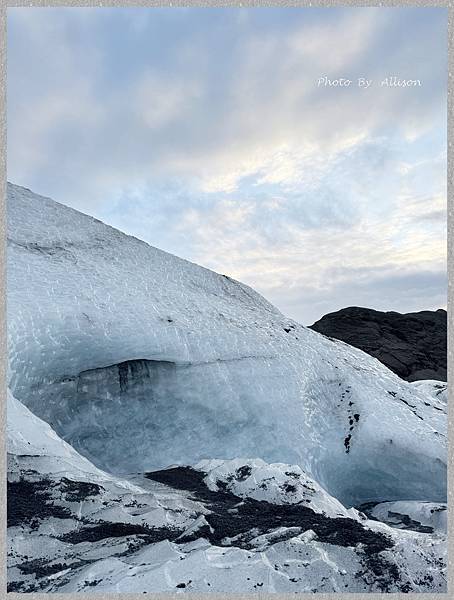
[
  {"left": 15, "top": 358, "right": 187, "bottom": 474},
  {"left": 11, "top": 357, "right": 446, "bottom": 508}
]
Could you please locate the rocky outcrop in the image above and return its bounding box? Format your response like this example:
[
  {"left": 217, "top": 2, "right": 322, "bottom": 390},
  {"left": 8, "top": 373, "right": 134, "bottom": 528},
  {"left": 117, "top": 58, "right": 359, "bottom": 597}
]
[{"left": 310, "top": 307, "right": 447, "bottom": 382}]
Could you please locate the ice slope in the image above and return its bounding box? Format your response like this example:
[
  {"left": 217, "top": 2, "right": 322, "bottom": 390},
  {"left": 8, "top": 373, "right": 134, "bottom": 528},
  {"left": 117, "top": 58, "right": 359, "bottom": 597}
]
[
  {"left": 195, "top": 458, "right": 355, "bottom": 517},
  {"left": 7, "top": 403, "right": 447, "bottom": 594},
  {"left": 367, "top": 501, "right": 447, "bottom": 534},
  {"left": 7, "top": 182, "right": 447, "bottom": 506},
  {"left": 410, "top": 380, "right": 448, "bottom": 405},
  {"left": 7, "top": 388, "right": 127, "bottom": 486}
]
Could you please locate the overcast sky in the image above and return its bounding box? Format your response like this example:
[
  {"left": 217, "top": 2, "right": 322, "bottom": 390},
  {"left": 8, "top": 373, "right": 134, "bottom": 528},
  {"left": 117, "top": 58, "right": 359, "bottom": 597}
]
[{"left": 7, "top": 7, "right": 447, "bottom": 324}]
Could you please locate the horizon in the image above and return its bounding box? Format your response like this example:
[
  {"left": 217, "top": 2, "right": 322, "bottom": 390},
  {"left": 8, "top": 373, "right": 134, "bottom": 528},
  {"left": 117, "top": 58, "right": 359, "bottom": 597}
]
[
  {"left": 7, "top": 179, "right": 446, "bottom": 326},
  {"left": 7, "top": 7, "right": 447, "bottom": 324}
]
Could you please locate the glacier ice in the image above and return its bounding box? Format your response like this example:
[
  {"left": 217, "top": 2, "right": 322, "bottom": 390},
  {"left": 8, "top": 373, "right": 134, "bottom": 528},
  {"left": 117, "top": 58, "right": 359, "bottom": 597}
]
[
  {"left": 195, "top": 458, "right": 354, "bottom": 517},
  {"left": 7, "top": 400, "right": 447, "bottom": 593},
  {"left": 366, "top": 500, "right": 447, "bottom": 534},
  {"left": 410, "top": 380, "right": 448, "bottom": 405},
  {"left": 7, "top": 182, "right": 447, "bottom": 508},
  {"left": 7, "top": 182, "right": 448, "bottom": 592}
]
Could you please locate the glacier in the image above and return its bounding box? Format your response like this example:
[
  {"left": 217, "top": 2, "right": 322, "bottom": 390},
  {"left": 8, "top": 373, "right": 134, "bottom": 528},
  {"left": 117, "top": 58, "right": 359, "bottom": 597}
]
[
  {"left": 6, "top": 182, "right": 447, "bottom": 593},
  {"left": 7, "top": 396, "right": 447, "bottom": 593},
  {"left": 7, "top": 392, "right": 447, "bottom": 593}
]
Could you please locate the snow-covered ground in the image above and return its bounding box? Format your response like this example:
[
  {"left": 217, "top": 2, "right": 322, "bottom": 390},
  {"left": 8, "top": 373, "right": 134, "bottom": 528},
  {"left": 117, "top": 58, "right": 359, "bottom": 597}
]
[{"left": 6, "top": 183, "right": 447, "bottom": 593}]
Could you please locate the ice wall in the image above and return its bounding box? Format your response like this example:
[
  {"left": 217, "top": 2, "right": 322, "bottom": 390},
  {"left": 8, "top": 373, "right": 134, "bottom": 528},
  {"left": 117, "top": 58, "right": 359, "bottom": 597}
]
[{"left": 7, "top": 183, "right": 447, "bottom": 506}]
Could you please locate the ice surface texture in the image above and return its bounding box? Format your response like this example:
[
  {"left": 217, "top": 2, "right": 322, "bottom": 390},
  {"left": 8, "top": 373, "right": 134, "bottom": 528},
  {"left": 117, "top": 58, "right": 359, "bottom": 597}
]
[
  {"left": 6, "top": 183, "right": 447, "bottom": 595},
  {"left": 7, "top": 182, "right": 446, "bottom": 506},
  {"left": 7, "top": 406, "right": 447, "bottom": 593}
]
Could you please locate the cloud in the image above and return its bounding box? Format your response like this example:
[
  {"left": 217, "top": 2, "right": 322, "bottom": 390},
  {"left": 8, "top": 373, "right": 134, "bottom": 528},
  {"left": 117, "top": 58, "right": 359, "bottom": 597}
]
[
  {"left": 281, "top": 268, "right": 447, "bottom": 326},
  {"left": 7, "top": 7, "right": 447, "bottom": 323},
  {"left": 7, "top": 7, "right": 447, "bottom": 199},
  {"left": 134, "top": 70, "right": 203, "bottom": 130}
]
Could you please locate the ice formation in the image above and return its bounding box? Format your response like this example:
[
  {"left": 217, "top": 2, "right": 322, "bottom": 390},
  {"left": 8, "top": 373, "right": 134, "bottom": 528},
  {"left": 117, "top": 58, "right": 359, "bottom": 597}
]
[
  {"left": 6, "top": 183, "right": 447, "bottom": 593},
  {"left": 7, "top": 183, "right": 446, "bottom": 506},
  {"left": 364, "top": 500, "right": 447, "bottom": 534},
  {"left": 7, "top": 394, "right": 447, "bottom": 593},
  {"left": 410, "top": 380, "right": 448, "bottom": 405}
]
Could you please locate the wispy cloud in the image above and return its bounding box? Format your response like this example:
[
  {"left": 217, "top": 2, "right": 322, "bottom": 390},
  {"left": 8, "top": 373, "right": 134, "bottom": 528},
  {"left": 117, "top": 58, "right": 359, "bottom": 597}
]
[{"left": 7, "top": 7, "right": 446, "bottom": 323}]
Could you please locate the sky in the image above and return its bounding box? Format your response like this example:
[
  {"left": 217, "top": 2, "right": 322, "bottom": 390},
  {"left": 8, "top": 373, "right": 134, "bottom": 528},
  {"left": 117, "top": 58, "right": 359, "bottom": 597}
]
[{"left": 7, "top": 7, "right": 447, "bottom": 325}]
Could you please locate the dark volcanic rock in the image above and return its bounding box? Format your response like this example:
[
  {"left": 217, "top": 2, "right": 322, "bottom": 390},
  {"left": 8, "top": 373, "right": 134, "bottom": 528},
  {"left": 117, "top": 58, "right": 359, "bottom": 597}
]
[
  {"left": 309, "top": 307, "right": 446, "bottom": 382},
  {"left": 145, "top": 467, "right": 396, "bottom": 569}
]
